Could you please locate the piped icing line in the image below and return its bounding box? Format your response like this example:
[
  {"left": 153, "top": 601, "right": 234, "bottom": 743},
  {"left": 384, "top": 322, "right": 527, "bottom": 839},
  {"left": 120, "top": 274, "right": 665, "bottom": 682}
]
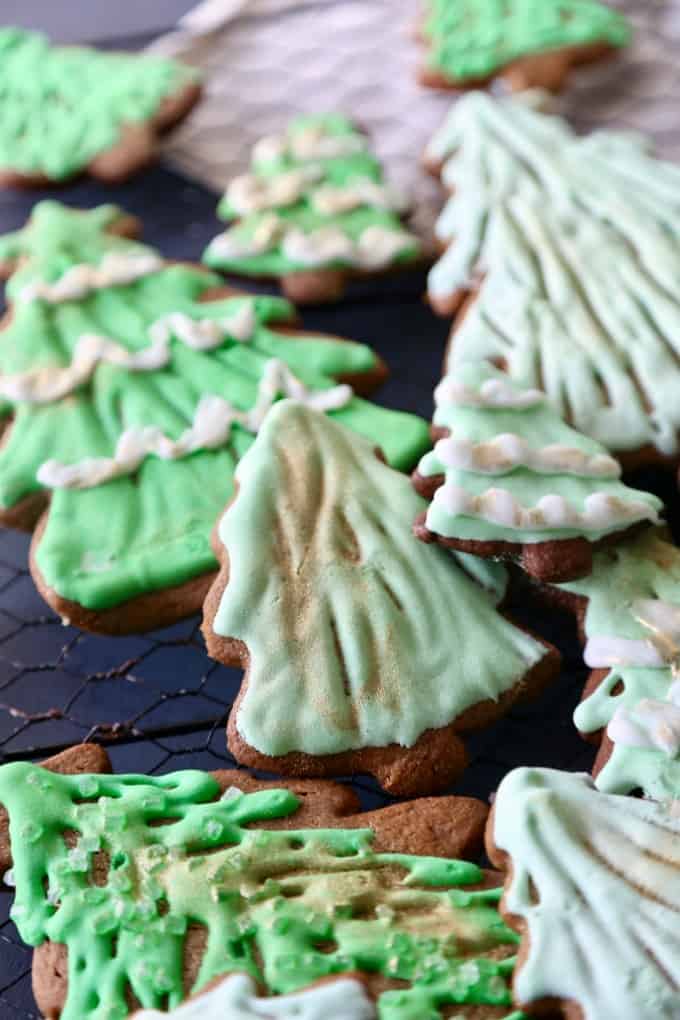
[
  {"left": 18, "top": 251, "right": 165, "bottom": 305},
  {"left": 36, "top": 360, "right": 353, "bottom": 490},
  {"left": 430, "top": 484, "right": 660, "bottom": 533},
  {"left": 607, "top": 681, "right": 680, "bottom": 758},
  {"left": 252, "top": 123, "right": 367, "bottom": 164},
  {"left": 227, "top": 168, "right": 405, "bottom": 218},
  {"left": 583, "top": 600, "right": 680, "bottom": 669},
  {"left": 0, "top": 304, "right": 258, "bottom": 405},
  {"left": 208, "top": 219, "right": 418, "bottom": 271},
  {"left": 434, "top": 375, "right": 545, "bottom": 410},
  {"left": 433, "top": 434, "right": 621, "bottom": 478},
  {"left": 133, "top": 973, "right": 376, "bottom": 1020}
]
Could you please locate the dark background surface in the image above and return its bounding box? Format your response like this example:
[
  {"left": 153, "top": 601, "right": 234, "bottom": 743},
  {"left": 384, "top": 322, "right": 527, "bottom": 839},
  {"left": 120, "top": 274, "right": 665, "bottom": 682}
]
[{"left": 0, "top": 11, "right": 679, "bottom": 1020}]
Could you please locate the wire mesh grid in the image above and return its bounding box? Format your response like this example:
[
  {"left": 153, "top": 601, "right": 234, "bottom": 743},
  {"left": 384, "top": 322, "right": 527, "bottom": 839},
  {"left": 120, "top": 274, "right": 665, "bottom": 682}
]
[{"left": 1, "top": 2, "right": 680, "bottom": 1015}]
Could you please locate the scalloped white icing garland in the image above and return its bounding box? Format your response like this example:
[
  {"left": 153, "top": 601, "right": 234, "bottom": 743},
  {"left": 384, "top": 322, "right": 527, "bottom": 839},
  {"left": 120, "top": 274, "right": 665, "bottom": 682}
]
[
  {"left": 433, "top": 434, "right": 621, "bottom": 478},
  {"left": 37, "top": 360, "right": 353, "bottom": 490},
  {"left": 608, "top": 680, "right": 680, "bottom": 758},
  {"left": 208, "top": 216, "right": 416, "bottom": 270},
  {"left": 18, "top": 252, "right": 164, "bottom": 304},
  {"left": 434, "top": 375, "right": 545, "bottom": 410},
  {"left": 253, "top": 125, "right": 366, "bottom": 164},
  {"left": 432, "top": 485, "right": 660, "bottom": 532},
  {"left": 226, "top": 167, "right": 404, "bottom": 217},
  {"left": 0, "top": 304, "right": 257, "bottom": 404},
  {"left": 133, "top": 973, "right": 375, "bottom": 1020}
]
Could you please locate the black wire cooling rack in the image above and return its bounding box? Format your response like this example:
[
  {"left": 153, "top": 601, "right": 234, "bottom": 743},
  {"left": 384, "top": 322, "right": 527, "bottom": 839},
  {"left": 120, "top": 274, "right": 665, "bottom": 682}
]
[{"left": 2, "top": 5, "right": 680, "bottom": 1012}]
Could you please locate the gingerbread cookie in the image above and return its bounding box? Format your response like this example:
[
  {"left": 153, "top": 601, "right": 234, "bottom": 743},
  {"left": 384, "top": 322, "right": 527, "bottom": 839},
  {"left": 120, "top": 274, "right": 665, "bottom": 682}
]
[
  {"left": 131, "top": 974, "right": 375, "bottom": 1020},
  {"left": 413, "top": 362, "right": 662, "bottom": 582},
  {"left": 0, "top": 27, "right": 201, "bottom": 186},
  {"left": 203, "top": 114, "right": 422, "bottom": 304},
  {"left": 426, "top": 91, "right": 680, "bottom": 468},
  {"left": 537, "top": 530, "right": 680, "bottom": 801},
  {"left": 0, "top": 201, "right": 430, "bottom": 634},
  {"left": 203, "top": 400, "right": 559, "bottom": 795},
  {"left": 487, "top": 766, "right": 680, "bottom": 1020},
  {"left": 0, "top": 745, "right": 527, "bottom": 1020},
  {"left": 418, "top": 0, "right": 630, "bottom": 92}
]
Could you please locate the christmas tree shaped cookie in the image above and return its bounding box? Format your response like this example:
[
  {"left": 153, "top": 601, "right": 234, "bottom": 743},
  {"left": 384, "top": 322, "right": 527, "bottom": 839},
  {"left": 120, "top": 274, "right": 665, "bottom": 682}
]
[
  {"left": 0, "top": 27, "right": 201, "bottom": 186},
  {"left": 203, "top": 399, "right": 558, "bottom": 795},
  {"left": 419, "top": 0, "right": 631, "bottom": 92},
  {"left": 0, "top": 201, "right": 429, "bottom": 634},
  {"left": 543, "top": 530, "right": 680, "bottom": 801},
  {"left": 488, "top": 767, "right": 680, "bottom": 1020},
  {"left": 413, "top": 362, "right": 661, "bottom": 583},
  {"left": 425, "top": 91, "right": 680, "bottom": 467},
  {"left": 203, "top": 114, "right": 422, "bottom": 304},
  {"left": 0, "top": 745, "right": 524, "bottom": 1020}
]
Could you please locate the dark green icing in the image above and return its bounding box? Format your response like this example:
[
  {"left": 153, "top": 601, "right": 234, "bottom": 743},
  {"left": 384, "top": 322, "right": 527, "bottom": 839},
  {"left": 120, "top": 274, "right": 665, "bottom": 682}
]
[
  {"left": 0, "top": 202, "right": 430, "bottom": 610},
  {"left": 203, "top": 114, "right": 421, "bottom": 278},
  {"left": 0, "top": 762, "right": 523, "bottom": 1020},
  {"left": 0, "top": 28, "right": 197, "bottom": 180},
  {"left": 423, "top": 0, "right": 631, "bottom": 83}
]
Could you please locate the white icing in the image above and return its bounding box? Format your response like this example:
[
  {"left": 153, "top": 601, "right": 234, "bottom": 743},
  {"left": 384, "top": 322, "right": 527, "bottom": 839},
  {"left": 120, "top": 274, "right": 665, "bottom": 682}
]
[
  {"left": 584, "top": 599, "right": 680, "bottom": 669},
  {"left": 434, "top": 375, "right": 545, "bottom": 410},
  {"left": 209, "top": 216, "right": 415, "bottom": 270},
  {"left": 2, "top": 868, "right": 15, "bottom": 888},
  {"left": 226, "top": 165, "right": 324, "bottom": 214},
  {"left": 432, "top": 485, "right": 660, "bottom": 533},
  {"left": 583, "top": 635, "right": 666, "bottom": 669},
  {"left": 608, "top": 681, "right": 680, "bottom": 758},
  {"left": 253, "top": 125, "right": 366, "bottom": 164},
  {"left": 280, "top": 223, "right": 415, "bottom": 269},
  {"left": 310, "top": 178, "right": 406, "bottom": 216},
  {"left": 18, "top": 252, "right": 164, "bottom": 305},
  {"left": 37, "top": 360, "right": 353, "bottom": 489},
  {"left": 433, "top": 434, "right": 621, "bottom": 478},
  {"left": 133, "top": 973, "right": 375, "bottom": 1020},
  {"left": 0, "top": 304, "right": 257, "bottom": 405},
  {"left": 225, "top": 169, "right": 403, "bottom": 218}
]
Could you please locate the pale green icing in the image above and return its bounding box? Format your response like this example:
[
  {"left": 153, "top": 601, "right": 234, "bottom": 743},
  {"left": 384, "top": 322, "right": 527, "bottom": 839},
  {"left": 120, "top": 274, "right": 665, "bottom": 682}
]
[
  {"left": 560, "top": 531, "right": 680, "bottom": 798},
  {"left": 0, "top": 762, "right": 523, "bottom": 1020},
  {"left": 492, "top": 767, "right": 680, "bottom": 1020},
  {"left": 423, "top": 0, "right": 630, "bottom": 82},
  {"left": 203, "top": 114, "right": 420, "bottom": 277},
  {"left": 419, "top": 361, "right": 660, "bottom": 544},
  {"left": 0, "top": 28, "right": 197, "bottom": 180},
  {"left": 430, "top": 91, "right": 680, "bottom": 455},
  {"left": 213, "top": 400, "right": 549, "bottom": 757},
  {"left": 0, "top": 202, "right": 430, "bottom": 611}
]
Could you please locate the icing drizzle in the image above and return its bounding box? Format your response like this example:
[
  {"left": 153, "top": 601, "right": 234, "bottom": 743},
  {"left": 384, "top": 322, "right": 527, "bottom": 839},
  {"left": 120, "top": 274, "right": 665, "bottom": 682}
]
[
  {"left": 18, "top": 252, "right": 164, "bottom": 304},
  {"left": 0, "top": 304, "right": 257, "bottom": 404},
  {"left": 418, "top": 362, "right": 661, "bottom": 544},
  {"left": 0, "top": 761, "right": 522, "bottom": 1020},
  {"left": 38, "top": 361, "right": 353, "bottom": 489},
  {"left": 430, "top": 91, "right": 680, "bottom": 455},
  {"left": 492, "top": 767, "right": 680, "bottom": 1020}
]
